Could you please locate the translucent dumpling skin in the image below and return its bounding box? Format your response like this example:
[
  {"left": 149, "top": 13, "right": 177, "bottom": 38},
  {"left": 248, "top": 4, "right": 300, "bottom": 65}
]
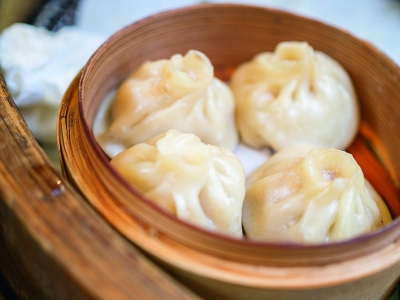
[
  {"left": 110, "top": 129, "right": 246, "bottom": 237},
  {"left": 231, "top": 41, "right": 359, "bottom": 151},
  {"left": 98, "top": 50, "right": 238, "bottom": 158},
  {"left": 242, "top": 145, "right": 392, "bottom": 243}
]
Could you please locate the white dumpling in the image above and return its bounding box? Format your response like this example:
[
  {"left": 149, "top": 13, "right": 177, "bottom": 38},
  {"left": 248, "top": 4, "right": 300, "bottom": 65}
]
[
  {"left": 110, "top": 129, "right": 245, "bottom": 237},
  {"left": 231, "top": 41, "right": 359, "bottom": 151},
  {"left": 97, "top": 50, "right": 238, "bottom": 158},
  {"left": 243, "top": 145, "right": 392, "bottom": 243}
]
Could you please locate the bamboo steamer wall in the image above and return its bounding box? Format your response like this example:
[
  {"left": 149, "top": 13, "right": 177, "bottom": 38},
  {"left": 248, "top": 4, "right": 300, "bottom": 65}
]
[
  {"left": 58, "top": 4, "right": 400, "bottom": 299},
  {"left": 0, "top": 75, "right": 197, "bottom": 300}
]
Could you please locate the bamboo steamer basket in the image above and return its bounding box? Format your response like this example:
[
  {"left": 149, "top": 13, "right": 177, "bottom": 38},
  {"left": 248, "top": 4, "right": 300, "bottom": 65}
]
[{"left": 57, "top": 4, "right": 400, "bottom": 300}]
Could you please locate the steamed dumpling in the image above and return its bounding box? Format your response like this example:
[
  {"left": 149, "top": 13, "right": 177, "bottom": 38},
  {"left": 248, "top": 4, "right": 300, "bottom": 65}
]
[
  {"left": 110, "top": 129, "right": 245, "bottom": 237},
  {"left": 243, "top": 145, "right": 391, "bottom": 243},
  {"left": 97, "top": 50, "right": 238, "bottom": 158},
  {"left": 231, "top": 41, "right": 359, "bottom": 151}
]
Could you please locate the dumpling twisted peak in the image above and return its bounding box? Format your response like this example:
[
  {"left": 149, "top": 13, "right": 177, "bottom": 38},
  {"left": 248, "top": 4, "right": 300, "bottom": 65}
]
[
  {"left": 160, "top": 50, "right": 213, "bottom": 97},
  {"left": 231, "top": 41, "right": 359, "bottom": 151}
]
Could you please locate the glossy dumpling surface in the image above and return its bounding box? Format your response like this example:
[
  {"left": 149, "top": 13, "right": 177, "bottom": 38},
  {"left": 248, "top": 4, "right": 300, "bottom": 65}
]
[
  {"left": 97, "top": 50, "right": 238, "bottom": 158},
  {"left": 231, "top": 41, "right": 359, "bottom": 151},
  {"left": 243, "top": 145, "right": 392, "bottom": 243},
  {"left": 110, "top": 129, "right": 246, "bottom": 237}
]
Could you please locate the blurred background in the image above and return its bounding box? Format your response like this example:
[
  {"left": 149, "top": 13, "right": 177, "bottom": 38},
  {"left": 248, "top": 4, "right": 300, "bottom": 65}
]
[{"left": 77, "top": 0, "right": 400, "bottom": 65}]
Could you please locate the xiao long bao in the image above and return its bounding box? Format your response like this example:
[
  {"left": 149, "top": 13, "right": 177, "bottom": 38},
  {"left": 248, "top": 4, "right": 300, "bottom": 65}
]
[
  {"left": 242, "top": 145, "right": 392, "bottom": 243},
  {"left": 110, "top": 129, "right": 246, "bottom": 238},
  {"left": 97, "top": 50, "right": 238, "bottom": 158},
  {"left": 94, "top": 42, "right": 392, "bottom": 243},
  {"left": 230, "top": 41, "right": 359, "bottom": 151}
]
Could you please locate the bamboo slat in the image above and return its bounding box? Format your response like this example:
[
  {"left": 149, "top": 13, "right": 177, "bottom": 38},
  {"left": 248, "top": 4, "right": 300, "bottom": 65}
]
[{"left": 0, "top": 71, "right": 198, "bottom": 299}]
